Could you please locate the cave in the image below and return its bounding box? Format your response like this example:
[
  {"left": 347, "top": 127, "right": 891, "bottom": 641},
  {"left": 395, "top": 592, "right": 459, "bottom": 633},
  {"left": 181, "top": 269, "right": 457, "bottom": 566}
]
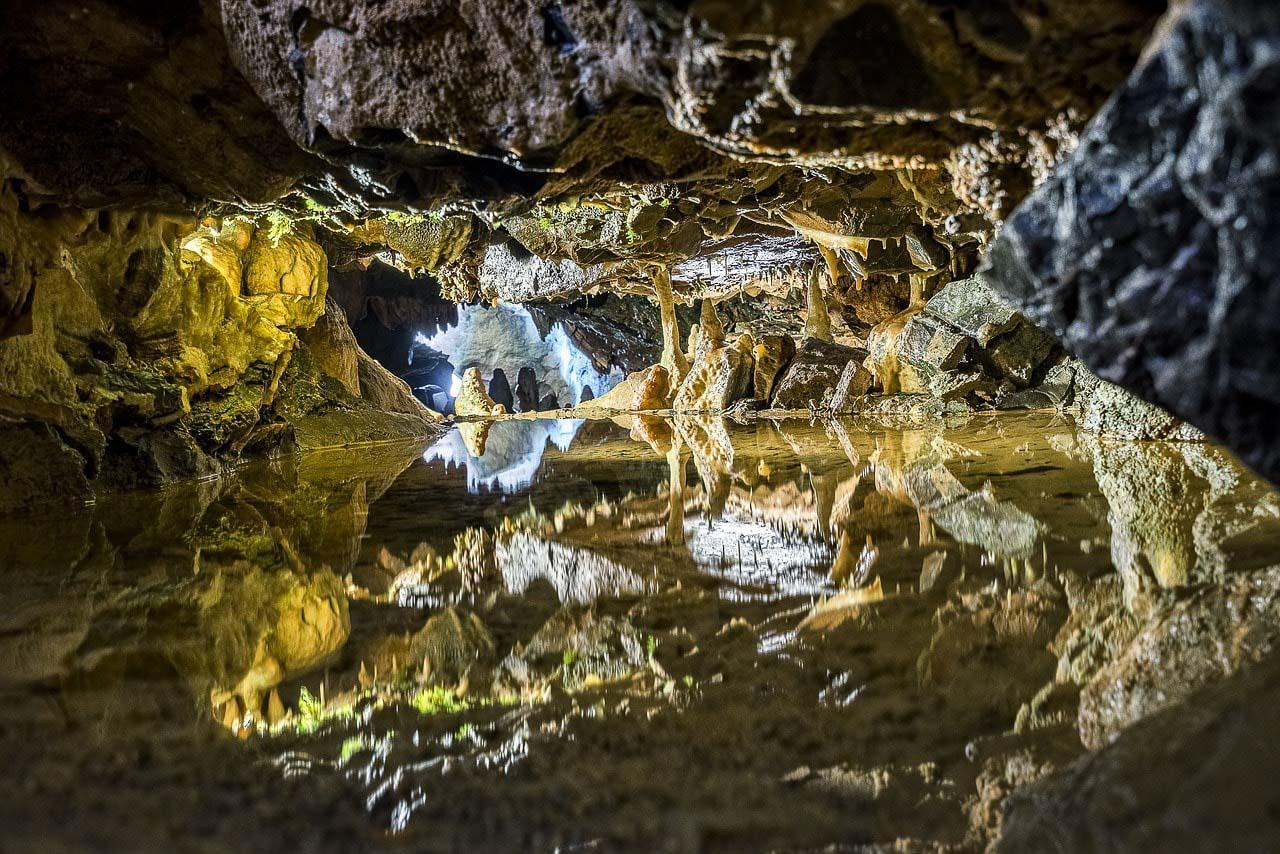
[{"left": 4, "top": 0, "right": 1280, "bottom": 850}]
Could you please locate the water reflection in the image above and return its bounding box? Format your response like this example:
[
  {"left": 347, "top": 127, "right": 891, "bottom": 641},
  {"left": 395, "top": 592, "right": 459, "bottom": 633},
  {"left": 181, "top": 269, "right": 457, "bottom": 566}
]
[
  {"left": 4, "top": 414, "right": 1280, "bottom": 849},
  {"left": 423, "top": 417, "right": 585, "bottom": 492}
]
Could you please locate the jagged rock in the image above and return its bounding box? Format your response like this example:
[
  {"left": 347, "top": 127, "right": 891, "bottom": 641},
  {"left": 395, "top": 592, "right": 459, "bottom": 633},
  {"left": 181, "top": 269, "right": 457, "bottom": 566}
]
[
  {"left": 898, "top": 314, "right": 969, "bottom": 373},
  {"left": 356, "top": 348, "right": 440, "bottom": 420},
  {"left": 983, "top": 322, "right": 1058, "bottom": 386},
  {"left": 487, "top": 368, "right": 515, "bottom": 411},
  {"left": 499, "top": 611, "right": 648, "bottom": 693},
  {"left": 985, "top": 0, "right": 1280, "bottom": 483},
  {"left": 0, "top": 419, "right": 93, "bottom": 514},
  {"left": 752, "top": 335, "right": 797, "bottom": 401},
  {"left": 1079, "top": 379, "right": 1203, "bottom": 442},
  {"left": 923, "top": 276, "right": 1020, "bottom": 347},
  {"left": 771, "top": 337, "right": 870, "bottom": 410},
  {"left": 275, "top": 347, "right": 439, "bottom": 449},
  {"left": 302, "top": 298, "right": 361, "bottom": 397},
  {"left": 672, "top": 335, "right": 754, "bottom": 412},
  {"left": 243, "top": 229, "right": 329, "bottom": 329},
  {"left": 538, "top": 392, "right": 561, "bottom": 411},
  {"left": 455, "top": 367, "right": 504, "bottom": 418},
  {"left": 999, "top": 652, "right": 1280, "bottom": 852},
  {"left": 495, "top": 532, "right": 649, "bottom": 605}
]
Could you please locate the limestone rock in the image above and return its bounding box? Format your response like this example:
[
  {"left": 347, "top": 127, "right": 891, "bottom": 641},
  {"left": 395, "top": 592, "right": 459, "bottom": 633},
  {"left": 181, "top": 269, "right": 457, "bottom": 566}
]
[
  {"left": 771, "top": 337, "right": 870, "bottom": 410},
  {"left": 923, "top": 275, "right": 1020, "bottom": 346},
  {"left": 587, "top": 364, "right": 671, "bottom": 412},
  {"left": 672, "top": 334, "right": 754, "bottom": 412},
  {"left": 244, "top": 228, "right": 329, "bottom": 329},
  {"left": 1000, "top": 651, "right": 1280, "bottom": 852},
  {"left": 1078, "top": 566, "right": 1280, "bottom": 751},
  {"left": 898, "top": 314, "right": 969, "bottom": 373},
  {"left": 1080, "top": 379, "right": 1203, "bottom": 442},
  {"left": 829, "top": 360, "right": 875, "bottom": 413},
  {"left": 302, "top": 298, "right": 361, "bottom": 397},
  {"left": 357, "top": 350, "right": 439, "bottom": 419},
  {"left": 985, "top": 0, "right": 1280, "bottom": 482}
]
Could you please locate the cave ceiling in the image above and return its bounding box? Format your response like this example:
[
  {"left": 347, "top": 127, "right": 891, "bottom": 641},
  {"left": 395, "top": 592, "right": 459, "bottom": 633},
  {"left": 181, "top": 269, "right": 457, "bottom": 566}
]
[{"left": 0, "top": 0, "right": 1163, "bottom": 304}]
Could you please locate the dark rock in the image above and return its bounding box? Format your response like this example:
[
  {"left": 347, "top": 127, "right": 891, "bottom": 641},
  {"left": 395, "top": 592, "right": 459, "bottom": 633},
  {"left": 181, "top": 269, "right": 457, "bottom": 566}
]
[
  {"left": 770, "top": 337, "right": 870, "bottom": 410},
  {"left": 984, "top": 0, "right": 1280, "bottom": 483},
  {"left": 999, "top": 650, "right": 1280, "bottom": 852},
  {"left": 538, "top": 393, "right": 561, "bottom": 411},
  {"left": 579, "top": 385, "right": 594, "bottom": 404},
  {"left": 0, "top": 419, "right": 93, "bottom": 514},
  {"left": 982, "top": 322, "right": 1058, "bottom": 386},
  {"left": 515, "top": 367, "right": 539, "bottom": 412},
  {"left": 488, "top": 368, "right": 515, "bottom": 410}
]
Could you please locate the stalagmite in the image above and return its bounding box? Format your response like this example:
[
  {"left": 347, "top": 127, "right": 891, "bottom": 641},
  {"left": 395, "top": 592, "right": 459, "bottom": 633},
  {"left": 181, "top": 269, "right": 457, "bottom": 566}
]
[
  {"left": 805, "top": 265, "right": 834, "bottom": 343},
  {"left": 455, "top": 367, "right": 504, "bottom": 417},
  {"left": 653, "top": 266, "right": 690, "bottom": 385},
  {"left": 699, "top": 298, "right": 725, "bottom": 350}
]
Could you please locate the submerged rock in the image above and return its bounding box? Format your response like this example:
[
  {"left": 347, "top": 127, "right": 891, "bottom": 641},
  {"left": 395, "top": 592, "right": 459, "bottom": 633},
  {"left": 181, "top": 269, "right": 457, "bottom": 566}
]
[
  {"left": 1000, "top": 651, "right": 1280, "bottom": 852},
  {"left": 1079, "top": 566, "right": 1280, "bottom": 750},
  {"left": 409, "top": 607, "right": 496, "bottom": 689}
]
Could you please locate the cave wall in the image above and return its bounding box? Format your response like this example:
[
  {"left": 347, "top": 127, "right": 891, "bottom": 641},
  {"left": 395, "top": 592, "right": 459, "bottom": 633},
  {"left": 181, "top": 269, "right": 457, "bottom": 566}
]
[{"left": 985, "top": 0, "right": 1280, "bottom": 483}]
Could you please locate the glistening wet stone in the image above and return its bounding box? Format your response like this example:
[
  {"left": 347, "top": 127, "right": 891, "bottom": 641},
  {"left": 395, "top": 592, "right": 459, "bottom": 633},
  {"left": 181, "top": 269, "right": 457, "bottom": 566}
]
[{"left": 2, "top": 414, "right": 1280, "bottom": 850}]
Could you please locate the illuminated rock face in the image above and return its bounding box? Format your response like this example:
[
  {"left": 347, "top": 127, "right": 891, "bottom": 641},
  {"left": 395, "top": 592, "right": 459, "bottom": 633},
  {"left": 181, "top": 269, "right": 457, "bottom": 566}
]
[
  {"left": 0, "top": 198, "right": 439, "bottom": 512},
  {"left": 417, "top": 303, "right": 624, "bottom": 407}
]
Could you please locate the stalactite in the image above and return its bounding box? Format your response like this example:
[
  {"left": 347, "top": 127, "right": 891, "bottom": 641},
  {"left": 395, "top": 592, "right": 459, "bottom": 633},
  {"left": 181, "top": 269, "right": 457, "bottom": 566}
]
[{"left": 653, "top": 266, "right": 689, "bottom": 384}]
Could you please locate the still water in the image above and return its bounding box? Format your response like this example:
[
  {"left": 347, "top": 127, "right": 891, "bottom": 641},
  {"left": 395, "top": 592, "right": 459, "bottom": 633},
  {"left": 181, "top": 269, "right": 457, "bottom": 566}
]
[{"left": 2, "top": 413, "right": 1278, "bottom": 850}]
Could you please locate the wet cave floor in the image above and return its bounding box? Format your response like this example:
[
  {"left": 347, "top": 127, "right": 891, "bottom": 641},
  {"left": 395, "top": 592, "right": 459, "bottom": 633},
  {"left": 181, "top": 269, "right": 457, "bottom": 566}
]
[{"left": 3, "top": 412, "right": 1280, "bottom": 851}]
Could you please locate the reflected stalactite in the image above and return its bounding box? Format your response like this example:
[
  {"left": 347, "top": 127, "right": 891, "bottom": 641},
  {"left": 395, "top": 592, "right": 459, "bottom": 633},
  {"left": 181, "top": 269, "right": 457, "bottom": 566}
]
[
  {"left": 10, "top": 410, "right": 1280, "bottom": 849},
  {"left": 677, "top": 416, "right": 735, "bottom": 518}
]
